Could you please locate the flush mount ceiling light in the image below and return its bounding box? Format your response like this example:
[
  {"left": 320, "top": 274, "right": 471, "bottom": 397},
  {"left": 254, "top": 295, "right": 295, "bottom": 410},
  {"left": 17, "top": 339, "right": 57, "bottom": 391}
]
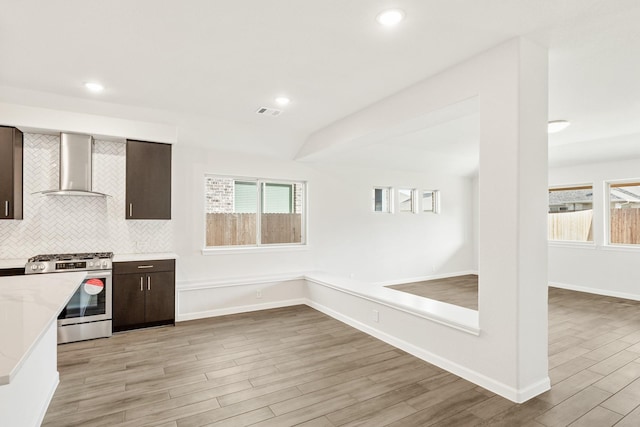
[
  {"left": 376, "top": 9, "right": 405, "bottom": 26},
  {"left": 84, "top": 82, "right": 104, "bottom": 93},
  {"left": 275, "top": 96, "right": 291, "bottom": 106},
  {"left": 548, "top": 120, "right": 571, "bottom": 133}
]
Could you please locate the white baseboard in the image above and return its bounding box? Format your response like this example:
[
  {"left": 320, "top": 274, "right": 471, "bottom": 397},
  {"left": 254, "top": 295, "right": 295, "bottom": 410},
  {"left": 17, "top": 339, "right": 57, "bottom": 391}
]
[
  {"left": 550, "top": 281, "right": 640, "bottom": 302},
  {"left": 177, "top": 298, "right": 307, "bottom": 322},
  {"left": 516, "top": 377, "right": 551, "bottom": 403},
  {"left": 376, "top": 270, "right": 478, "bottom": 287},
  {"left": 306, "top": 299, "right": 547, "bottom": 403}
]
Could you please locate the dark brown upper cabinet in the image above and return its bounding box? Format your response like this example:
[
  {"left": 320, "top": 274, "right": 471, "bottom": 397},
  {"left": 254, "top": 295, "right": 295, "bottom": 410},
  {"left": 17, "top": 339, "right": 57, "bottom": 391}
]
[
  {"left": 126, "top": 139, "right": 172, "bottom": 219},
  {"left": 0, "top": 126, "right": 23, "bottom": 220}
]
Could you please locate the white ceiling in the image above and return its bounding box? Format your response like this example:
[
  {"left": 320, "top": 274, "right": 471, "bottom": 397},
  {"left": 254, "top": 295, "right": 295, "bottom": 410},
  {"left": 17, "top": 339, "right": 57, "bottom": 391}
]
[{"left": 1, "top": 0, "right": 639, "bottom": 168}]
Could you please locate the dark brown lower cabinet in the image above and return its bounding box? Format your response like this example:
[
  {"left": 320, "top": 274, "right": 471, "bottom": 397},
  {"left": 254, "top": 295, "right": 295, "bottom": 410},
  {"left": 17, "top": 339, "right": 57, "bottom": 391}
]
[{"left": 113, "top": 259, "right": 175, "bottom": 332}]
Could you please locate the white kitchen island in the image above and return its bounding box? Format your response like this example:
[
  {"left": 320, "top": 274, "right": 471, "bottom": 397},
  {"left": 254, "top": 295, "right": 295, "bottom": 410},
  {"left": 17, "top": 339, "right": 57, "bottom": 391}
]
[{"left": 0, "top": 272, "right": 86, "bottom": 427}]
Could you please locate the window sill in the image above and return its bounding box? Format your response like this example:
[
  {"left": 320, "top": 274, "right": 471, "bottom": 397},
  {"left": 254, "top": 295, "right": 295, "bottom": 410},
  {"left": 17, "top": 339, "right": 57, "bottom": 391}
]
[
  {"left": 600, "top": 244, "right": 640, "bottom": 252},
  {"left": 201, "top": 244, "right": 309, "bottom": 255},
  {"left": 548, "top": 241, "right": 596, "bottom": 249}
]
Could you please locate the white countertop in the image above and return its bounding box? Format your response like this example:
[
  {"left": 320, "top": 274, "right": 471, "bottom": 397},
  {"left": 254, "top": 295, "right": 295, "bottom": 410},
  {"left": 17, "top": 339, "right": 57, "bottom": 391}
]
[
  {"left": 0, "top": 259, "right": 28, "bottom": 269},
  {"left": 0, "top": 272, "right": 86, "bottom": 385},
  {"left": 113, "top": 252, "right": 177, "bottom": 262}
]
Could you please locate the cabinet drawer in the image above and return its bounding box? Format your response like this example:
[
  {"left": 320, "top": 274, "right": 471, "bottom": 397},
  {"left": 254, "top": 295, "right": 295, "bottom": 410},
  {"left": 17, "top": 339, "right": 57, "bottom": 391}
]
[{"left": 114, "top": 259, "right": 175, "bottom": 275}]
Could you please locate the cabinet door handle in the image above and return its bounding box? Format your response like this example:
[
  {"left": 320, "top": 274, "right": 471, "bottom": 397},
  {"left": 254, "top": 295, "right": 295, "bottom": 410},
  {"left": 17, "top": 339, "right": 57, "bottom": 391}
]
[
  {"left": 147, "top": 276, "right": 151, "bottom": 291},
  {"left": 4, "top": 201, "right": 8, "bottom": 217},
  {"left": 129, "top": 203, "right": 133, "bottom": 217},
  {"left": 140, "top": 277, "right": 144, "bottom": 291},
  {"left": 137, "top": 265, "right": 154, "bottom": 269}
]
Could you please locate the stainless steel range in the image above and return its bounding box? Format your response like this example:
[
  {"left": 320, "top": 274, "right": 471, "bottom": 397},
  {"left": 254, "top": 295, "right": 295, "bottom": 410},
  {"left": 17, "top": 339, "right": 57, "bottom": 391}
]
[{"left": 25, "top": 252, "right": 113, "bottom": 343}]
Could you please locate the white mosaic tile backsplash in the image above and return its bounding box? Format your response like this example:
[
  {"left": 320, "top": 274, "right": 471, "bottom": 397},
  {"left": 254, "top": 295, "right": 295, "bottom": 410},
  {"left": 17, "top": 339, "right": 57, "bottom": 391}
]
[{"left": 0, "top": 133, "right": 173, "bottom": 259}]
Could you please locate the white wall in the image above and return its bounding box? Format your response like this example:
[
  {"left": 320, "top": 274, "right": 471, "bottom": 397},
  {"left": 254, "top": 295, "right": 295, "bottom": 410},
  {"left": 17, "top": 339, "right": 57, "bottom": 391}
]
[
  {"left": 549, "top": 157, "right": 640, "bottom": 299},
  {"left": 472, "top": 174, "right": 479, "bottom": 272},
  {"left": 171, "top": 143, "right": 476, "bottom": 285},
  {"left": 310, "top": 163, "right": 475, "bottom": 282}
]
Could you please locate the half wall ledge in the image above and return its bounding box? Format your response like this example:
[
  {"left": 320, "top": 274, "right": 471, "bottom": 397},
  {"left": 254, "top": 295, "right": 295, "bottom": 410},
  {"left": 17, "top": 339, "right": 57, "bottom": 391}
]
[{"left": 304, "top": 272, "right": 480, "bottom": 335}]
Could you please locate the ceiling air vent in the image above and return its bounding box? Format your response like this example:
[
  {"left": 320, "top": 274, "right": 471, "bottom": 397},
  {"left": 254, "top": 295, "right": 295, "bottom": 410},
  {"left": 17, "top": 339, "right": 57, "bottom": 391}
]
[{"left": 256, "top": 107, "right": 282, "bottom": 117}]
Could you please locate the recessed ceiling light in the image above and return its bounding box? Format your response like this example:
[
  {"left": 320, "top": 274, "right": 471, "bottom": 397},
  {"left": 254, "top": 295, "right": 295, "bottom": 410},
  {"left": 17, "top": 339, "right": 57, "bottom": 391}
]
[
  {"left": 376, "top": 9, "right": 405, "bottom": 27},
  {"left": 275, "top": 97, "right": 290, "bottom": 106},
  {"left": 84, "top": 82, "right": 104, "bottom": 93},
  {"left": 548, "top": 120, "right": 570, "bottom": 134}
]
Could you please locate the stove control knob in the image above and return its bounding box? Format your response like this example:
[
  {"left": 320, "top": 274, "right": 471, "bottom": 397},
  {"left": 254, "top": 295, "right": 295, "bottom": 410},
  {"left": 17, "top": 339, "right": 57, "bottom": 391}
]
[
  {"left": 88, "top": 261, "right": 94, "bottom": 267},
  {"left": 39, "top": 264, "right": 45, "bottom": 270},
  {"left": 30, "top": 265, "right": 37, "bottom": 270},
  {"left": 102, "top": 261, "right": 108, "bottom": 267}
]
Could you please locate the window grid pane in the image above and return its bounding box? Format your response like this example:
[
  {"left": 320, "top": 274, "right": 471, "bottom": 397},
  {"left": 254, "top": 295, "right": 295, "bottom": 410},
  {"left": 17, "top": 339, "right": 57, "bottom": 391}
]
[
  {"left": 373, "top": 187, "right": 391, "bottom": 212},
  {"left": 261, "top": 182, "right": 302, "bottom": 244},
  {"left": 548, "top": 187, "right": 593, "bottom": 242},
  {"left": 609, "top": 182, "right": 640, "bottom": 245},
  {"left": 398, "top": 189, "right": 414, "bottom": 213},
  {"left": 234, "top": 181, "right": 258, "bottom": 213}
]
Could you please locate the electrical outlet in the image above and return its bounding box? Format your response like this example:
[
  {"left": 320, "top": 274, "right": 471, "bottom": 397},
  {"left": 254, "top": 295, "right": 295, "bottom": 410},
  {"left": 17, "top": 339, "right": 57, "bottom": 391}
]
[
  {"left": 372, "top": 309, "right": 379, "bottom": 323},
  {"left": 256, "top": 290, "right": 262, "bottom": 299}
]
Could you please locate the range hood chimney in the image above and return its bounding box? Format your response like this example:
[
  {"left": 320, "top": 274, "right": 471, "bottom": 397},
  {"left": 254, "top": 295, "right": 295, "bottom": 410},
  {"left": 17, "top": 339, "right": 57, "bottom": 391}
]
[{"left": 38, "top": 133, "right": 110, "bottom": 197}]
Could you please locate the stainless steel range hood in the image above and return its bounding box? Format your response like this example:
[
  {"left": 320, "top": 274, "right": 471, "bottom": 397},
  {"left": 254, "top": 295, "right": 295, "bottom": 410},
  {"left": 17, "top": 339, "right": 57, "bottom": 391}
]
[{"left": 38, "top": 133, "right": 110, "bottom": 197}]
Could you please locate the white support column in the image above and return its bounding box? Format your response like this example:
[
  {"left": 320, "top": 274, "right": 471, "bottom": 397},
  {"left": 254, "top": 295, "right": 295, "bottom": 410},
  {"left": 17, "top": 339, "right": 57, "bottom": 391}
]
[{"left": 478, "top": 38, "right": 549, "bottom": 400}]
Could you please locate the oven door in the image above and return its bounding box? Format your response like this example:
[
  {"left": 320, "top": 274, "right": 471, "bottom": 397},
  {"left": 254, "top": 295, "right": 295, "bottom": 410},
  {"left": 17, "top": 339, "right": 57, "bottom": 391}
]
[{"left": 58, "top": 271, "right": 112, "bottom": 326}]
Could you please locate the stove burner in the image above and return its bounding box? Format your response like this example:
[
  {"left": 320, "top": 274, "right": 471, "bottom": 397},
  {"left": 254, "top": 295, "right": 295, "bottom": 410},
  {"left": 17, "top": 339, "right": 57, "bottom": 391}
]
[{"left": 27, "top": 252, "right": 114, "bottom": 263}]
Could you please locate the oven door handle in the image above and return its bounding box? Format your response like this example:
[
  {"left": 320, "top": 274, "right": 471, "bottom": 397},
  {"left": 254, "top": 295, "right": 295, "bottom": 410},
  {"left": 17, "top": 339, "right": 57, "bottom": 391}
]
[{"left": 84, "top": 270, "right": 112, "bottom": 279}]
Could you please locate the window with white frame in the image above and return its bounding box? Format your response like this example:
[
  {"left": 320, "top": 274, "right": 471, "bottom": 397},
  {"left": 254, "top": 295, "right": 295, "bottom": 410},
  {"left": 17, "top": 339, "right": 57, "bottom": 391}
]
[
  {"left": 398, "top": 188, "right": 416, "bottom": 213},
  {"left": 422, "top": 190, "right": 439, "bottom": 213},
  {"left": 548, "top": 185, "right": 594, "bottom": 242},
  {"left": 205, "top": 175, "right": 305, "bottom": 247},
  {"left": 607, "top": 181, "right": 640, "bottom": 245},
  {"left": 372, "top": 187, "right": 392, "bottom": 213}
]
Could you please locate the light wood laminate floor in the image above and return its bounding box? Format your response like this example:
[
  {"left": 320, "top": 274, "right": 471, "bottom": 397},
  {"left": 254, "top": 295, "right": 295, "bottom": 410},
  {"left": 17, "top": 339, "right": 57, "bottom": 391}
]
[
  {"left": 388, "top": 274, "right": 480, "bottom": 310},
  {"left": 43, "top": 278, "right": 640, "bottom": 426}
]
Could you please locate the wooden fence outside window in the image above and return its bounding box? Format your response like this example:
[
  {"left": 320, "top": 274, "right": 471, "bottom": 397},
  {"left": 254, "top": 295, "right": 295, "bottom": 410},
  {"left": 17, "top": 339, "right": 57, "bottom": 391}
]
[
  {"left": 548, "top": 208, "right": 640, "bottom": 244},
  {"left": 548, "top": 209, "right": 593, "bottom": 242},
  {"left": 610, "top": 209, "right": 640, "bottom": 244},
  {"left": 206, "top": 213, "right": 302, "bottom": 246}
]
